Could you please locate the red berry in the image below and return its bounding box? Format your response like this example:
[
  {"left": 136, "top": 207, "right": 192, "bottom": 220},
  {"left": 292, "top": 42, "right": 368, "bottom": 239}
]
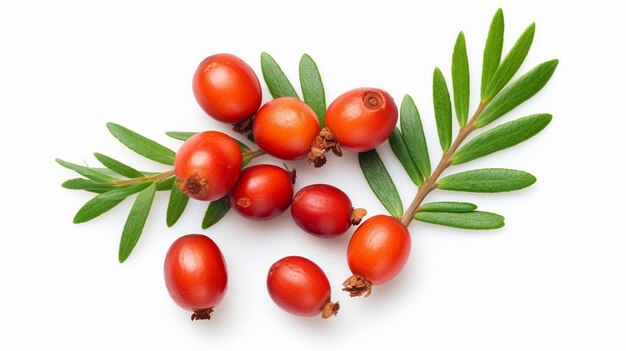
[
  {"left": 164, "top": 234, "right": 228, "bottom": 320},
  {"left": 343, "top": 215, "right": 411, "bottom": 297},
  {"left": 229, "top": 164, "right": 295, "bottom": 221},
  {"left": 267, "top": 256, "right": 339, "bottom": 318},
  {"left": 193, "top": 53, "right": 262, "bottom": 123},
  {"left": 253, "top": 97, "right": 320, "bottom": 160},
  {"left": 174, "top": 131, "right": 242, "bottom": 201},
  {"left": 291, "top": 184, "right": 366, "bottom": 238}
]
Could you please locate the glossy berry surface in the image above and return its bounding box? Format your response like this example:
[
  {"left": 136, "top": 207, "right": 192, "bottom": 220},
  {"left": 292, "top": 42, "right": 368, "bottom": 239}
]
[
  {"left": 291, "top": 184, "right": 354, "bottom": 238},
  {"left": 192, "top": 53, "right": 262, "bottom": 123},
  {"left": 164, "top": 234, "right": 228, "bottom": 320},
  {"left": 325, "top": 87, "right": 398, "bottom": 152},
  {"left": 174, "top": 131, "right": 242, "bottom": 201},
  {"left": 267, "top": 256, "right": 338, "bottom": 318},
  {"left": 347, "top": 215, "right": 411, "bottom": 285},
  {"left": 253, "top": 97, "right": 320, "bottom": 160},
  {"left": 229, "top": 164, "right": 294, "bottom": 221}
]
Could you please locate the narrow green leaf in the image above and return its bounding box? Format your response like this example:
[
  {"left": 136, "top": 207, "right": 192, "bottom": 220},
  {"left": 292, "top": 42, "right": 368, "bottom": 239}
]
[
  {"left": 400, "top": 95, "right": 431, "bottom": 177},
  {"left": 202, "top": 196, "right": 231, "bottom": 229},
  {"left": 452, "top": 32, "right": 470, "bottom": 127},
  {"left": 165, "top": 131, "right": 196, "bottom": 141},
  {"left": 73, "top": 182, "right": 152, "bottom": 224},
  {"left": 452, "top": 114, "right": 552, "bottom": 164},
  {"left": 166, "top": 182, "right": 189, "bottom": 227},
  {"left": 415, "top": 211, "right": 505, "bottom": 230},
  {"left": 433, "top": 68, "right": 453, "bottom": 151},
  {"left": 299, "top": 54, "right": 326, "bottom": 127},
  {"left": 62, "top": 178, "right": 116, "bottom": 193},
  {"left": 156, "top": 177, "right": 175, "bottom": 191},
  {"left": 484, "top": 23, "right": 536, "bottom": 101},
  {"left": 437, "top": 168, "right": 536, "bottom": 193},
  {"left": 481, "top": 8, "right": 505, "bottom": 100},
  {"left": 476, "top": 60, "right": 558, "bottom": 128},
  {"left": 358, "top": 150, "right": 403, "bottom": 218},
  {"left": 419, "top": 202, "right": 477, "bottom": 213},
  {"left": 260, "top": 52, "right": 299, "bottom": 99},
  {"left": 388, "top": 128, "right": 423, "bottom": 186},
  {"left": 56, "top": 159, "right": 117, "bottom": 183},
  {"left": 118, "top": 182, "right": 157, "bottom": 263},
  {"left": 106, "top": 123, "right": 176, "bottom": 165},
  {"left": 94, "top": 153, "right": 144, "bottom": 178}
]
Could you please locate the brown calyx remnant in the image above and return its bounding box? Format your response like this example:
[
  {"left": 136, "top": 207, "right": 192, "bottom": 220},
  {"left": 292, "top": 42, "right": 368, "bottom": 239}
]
[
  {"left": 362, "top": 90, "right": 383, "bottom": 110},
  {"left": 350, "top": 208, "right": 367, "bottom": 226},
  {"left": 177, "top": 175, "right": 209, "bottom": 198},
  {"left": 342, "top": 274, "right": 372, "bottom": 297},
  {"left": 236, "top": 198, "right": 251, "bottom": 208},
  {"left": 321, "top": 300, "right": 340, "bottom": 319},
  {"left": 283, "top": 164, "right": 297, "bottom": 184},
  {"left": 191, "top": 307, "right": 214, "bottom": 321},
  {"left": 307, "top": 127, "right": 342, "bottom": 168},
  {"left": 232, "top": 115, "right": 254, "bottom": 134}
]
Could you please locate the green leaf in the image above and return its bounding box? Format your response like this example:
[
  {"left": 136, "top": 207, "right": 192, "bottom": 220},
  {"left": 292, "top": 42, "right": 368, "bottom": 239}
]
[
  {"left": 165, "top": 131, "right": 196, "bottom": 141},
  {"left": 202, "top": 196, "right": 231, "bottom": 229},
  {"left": 388, "top": 128, "right": 423, "bottom": 186},
  {"left": 419, "top": 202, "right": 477, "bottom": 213},
  {"left": 156, "top": 177, "right": 175, "bottom": 191},
  {"left": 437, "top": 168, "right": 536, "bottom": 193},
  {"left": 358, "top": 150, "right": 403, "bottom": 218},
  {"left": 118, "top": 182, "right": 157, "bottom": 263},
  {"left": 166, "top": 182, "right": 189, "bottom": 227},
  {"left": 481, "top": 9, "right": 505, "bottom": 100},
  {"left": 452, "top": 31, "right": 470, "bottom": 127},
  {"left": 106, "top": 123, "right": 176, "bottom": 165},
  {"left": 260, "top": 52, "right": 299, "bottom": 99},
  {"left": 484, "top": 23, "right": 536, "bottom": 101},
  {"left": 62, "top": 178, "right": 116, "bottom": 193},
  {"left": 433, "top": 68, "right": 453, "bottom": 151},
  {"left": 415, "top": 211, "right": 505, "bottom": 230},
  {"left": 299, "top": 54, "right": 326, "bottom": 127},
  {"left": 73, "top": 182, "right": 152, "bottom": 224},
  {"left": 94, "top": 153, "right": 144, "bottom": 178},
  {"left": 56, "top": 159, "right": 117, "bottom": 183},
  {"left": 452, "top": 114, "right": 552, "bottom": 164},
  {"left": 475, "top": 60, "right": 558, "bottom": 128},
  {"left": 400, "top": 95, "right": 431, "bottom": 177}
]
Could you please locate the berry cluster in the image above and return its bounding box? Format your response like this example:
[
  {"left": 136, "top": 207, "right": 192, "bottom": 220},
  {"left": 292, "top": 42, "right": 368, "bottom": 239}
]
[{"left": 165, "top": 53, "right": 408, "bottom": 320}]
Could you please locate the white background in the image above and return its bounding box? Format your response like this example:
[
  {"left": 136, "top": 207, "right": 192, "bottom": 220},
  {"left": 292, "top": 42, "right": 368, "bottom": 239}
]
[{"left": 1, "top": 0, "right": 624, "bottom": 350}]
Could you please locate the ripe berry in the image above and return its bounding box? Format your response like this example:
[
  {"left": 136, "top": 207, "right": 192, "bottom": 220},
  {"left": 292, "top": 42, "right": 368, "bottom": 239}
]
[
  {"left": 174, "top": 131, "right": 242, "bottom": 201},
  {"left": 291, "top": 184, "right": 366, "bottom": 238},
  {"left": 267, "top": 256, "right": 339, "bottom": 318},
  {"left": 164, "top": 234, "right": 228, "bottom": 320},
  {"left": 308, "top": 88, "right": 398, "bottom": 166},
  {"left": 192, "top": 53, "right": 262, "bottom": 124},
  {"left": 229, "top": 164, "right": 295, "bottom": 221},
  {"left": 253, "top": 97, "right": 320, "bottom": 160},
  {"left": 343, "top": 215, "right": 411, "bottom": 297}
]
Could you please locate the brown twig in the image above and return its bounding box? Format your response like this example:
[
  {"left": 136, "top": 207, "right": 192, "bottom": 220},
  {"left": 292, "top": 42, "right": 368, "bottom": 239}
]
[
  {"left": 108, "top": 169, "right": 175, "bottom": 186},
  {"left": 400, "top": 102, "right": 487, "bottom": 226}
]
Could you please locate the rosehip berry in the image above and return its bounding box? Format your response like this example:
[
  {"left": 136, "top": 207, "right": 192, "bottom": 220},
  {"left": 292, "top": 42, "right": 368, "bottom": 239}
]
[
  {"left": 291, "top": 184, "right": 366, "bottom": 238},
  {"left": 164, "top": 234, "right": 228, "bottom": 320},
  {"left": 174, "top": 131, "right": 242, "bottom": 201},
  {"left": 253, "top": 97, "right": 320, "bottom": 160},
  {"left": 229, "top": 164, "right": 295, "bottom": 221},
  {"left": 192, "top": 53, "right": 262, "bottom": 124},
  {"left": 267, "top": 256, "right": 339, "bottom": 318},
  {"left": 308, "top": 88, "right": 398, "bottom": 166},
  {"left": 343, "top": 215, "right": 411, "bottom": 297}
]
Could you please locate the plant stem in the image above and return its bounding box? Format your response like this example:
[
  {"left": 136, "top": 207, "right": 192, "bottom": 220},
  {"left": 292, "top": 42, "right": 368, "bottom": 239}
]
[
  {"left": 242, "top": 149, "right": 266, "bottom": 160},
  {"left": 109, "top": 169, "right": 175, "bottom": 186},
  {"left": 400, "top": 102, "right": 487, "bottom": 226}
]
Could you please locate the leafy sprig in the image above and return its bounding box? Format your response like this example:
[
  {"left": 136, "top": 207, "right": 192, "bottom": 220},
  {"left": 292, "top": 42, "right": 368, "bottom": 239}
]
[{"left": 358, "top": 9, "right": 557, "bottom": 229}]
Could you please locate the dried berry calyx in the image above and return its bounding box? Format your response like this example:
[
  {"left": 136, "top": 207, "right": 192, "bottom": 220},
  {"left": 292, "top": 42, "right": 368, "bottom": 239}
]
[
  {"left": 307, "top": 127, "right": 342, "bottom": 168},
  {"left": 342, "top": 274, "right": 372, "bottom": 298},
  {"left": 191, "top": 308, "right": 214, "bottom": 321},
  {"left": 350, "top": 208, "right": 367, "bottom": 226},
  {"left": 321, "top": 300, "right": 340, "bottom": 319}
]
